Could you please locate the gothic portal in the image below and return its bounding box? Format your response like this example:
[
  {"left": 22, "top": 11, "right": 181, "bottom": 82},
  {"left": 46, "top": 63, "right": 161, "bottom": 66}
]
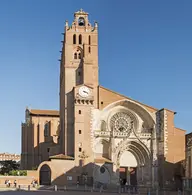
[
  {"left": 59, "top": 9, "right": 157, "bottom": 186},
  {"left": 21, "top": 9, "right": 186, "bottom": 188}
]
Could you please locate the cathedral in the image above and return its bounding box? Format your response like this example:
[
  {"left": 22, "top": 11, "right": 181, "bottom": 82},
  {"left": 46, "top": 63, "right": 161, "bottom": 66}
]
[{"left": 21, "top": 9, "right": 186, "bottom": 188}]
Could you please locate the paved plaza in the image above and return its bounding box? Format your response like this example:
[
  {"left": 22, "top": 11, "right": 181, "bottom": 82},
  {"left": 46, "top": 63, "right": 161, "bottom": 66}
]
[
  {"left": 0, "top": 192, "right": 123, "bottom": 195},
  {"left": 0, "top": 189, "right": 185, "bottom": 195}
]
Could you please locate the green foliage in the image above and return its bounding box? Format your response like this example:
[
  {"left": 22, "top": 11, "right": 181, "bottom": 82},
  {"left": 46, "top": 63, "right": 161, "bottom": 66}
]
[
  {"left": 8, "top": 170, "right": 27, "bottom": 176},
  {"left": 0, "top": 160, "right": 20, "bottom": 175}
]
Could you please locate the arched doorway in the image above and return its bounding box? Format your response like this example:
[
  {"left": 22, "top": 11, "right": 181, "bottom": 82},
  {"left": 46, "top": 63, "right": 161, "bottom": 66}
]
[
  {"left": 40, "top": 164, "right": 51, "bottom": 185},
  {"left": 119, "top": 151, "right": 138, "bottom": 186},
  {"left": 117, "top": 141, "right": 150, "bottom": 186}
]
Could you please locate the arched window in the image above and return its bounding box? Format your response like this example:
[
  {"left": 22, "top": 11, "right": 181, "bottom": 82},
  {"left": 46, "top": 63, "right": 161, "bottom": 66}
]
[
  {"left": 89, "top": 35, "right": 91, "bottom": 45},
  {"left": 88, "top": 46, "right": 91, "bottom": 53},
  {"left": 79, "top": 35, "right": 82, "bottom": 44},
  {"left": 74, "top": 53, "right": 77, "bottom": 59},
  {"left": 78, "top": 17, "right": 85, "bottom": 26},
  {"left": 78, "top": 53, "right": 81, "bottom": 59},
  {"left": 73, "top": 34, "right": 76, "bottom": 44},
  {"left": 44, "top": 121, "right": 50, "bottom": 137}
]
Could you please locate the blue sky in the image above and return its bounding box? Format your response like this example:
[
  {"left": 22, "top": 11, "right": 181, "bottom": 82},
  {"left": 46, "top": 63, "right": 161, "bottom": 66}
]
[{"left": 0, "top": 0, "right": 192, "bottom": 154}]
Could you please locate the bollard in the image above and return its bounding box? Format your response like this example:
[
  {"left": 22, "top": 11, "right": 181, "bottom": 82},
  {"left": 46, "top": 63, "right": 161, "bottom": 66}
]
[
  {"left": 28, "top": 185, "right": 30, "bottom": 191},
  {"left": 133, "top": 186, "right": 135, "bottom": 194},
  {"left": 64, "top": 185, "right": 67, "bottom": 191},
  {"left": 100, "top": 185, "right": 103, "bottom": 193},
  {"left": 54, "top": 185, "right": 57, "bottom": 191},
  {"left": 84, "top": 184, "right": 87, "bottom": 191},
  {"left": 138, "top": 189, "right": 140, "bottom": 195},
  {"left": 118, "top": 186, "right": 121, "bottom": 194},
  {"left": 18, "top": 185, "right": 20, "bottom": 190}
]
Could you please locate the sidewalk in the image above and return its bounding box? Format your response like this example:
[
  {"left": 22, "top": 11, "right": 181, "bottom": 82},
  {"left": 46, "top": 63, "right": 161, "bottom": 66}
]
[{"left": 37, "top": 185, "right": 184, "bottom": 195}]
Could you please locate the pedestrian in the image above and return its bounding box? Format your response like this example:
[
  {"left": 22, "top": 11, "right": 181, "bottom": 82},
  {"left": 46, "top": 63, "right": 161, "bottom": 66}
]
[{"left": 14, "top": 180, "right": 17, "bottom": 188}]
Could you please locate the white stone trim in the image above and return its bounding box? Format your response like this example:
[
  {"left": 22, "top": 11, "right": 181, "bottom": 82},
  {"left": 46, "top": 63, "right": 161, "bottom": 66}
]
[
  {"left": 102, "top": 99, "right": 155, "bottom": 127},
  {"left": 90, "top": 107, "right": 95, "bottom": 153},
  {"left": 164, "top": 110, "right": 168, "bottom": 155}
]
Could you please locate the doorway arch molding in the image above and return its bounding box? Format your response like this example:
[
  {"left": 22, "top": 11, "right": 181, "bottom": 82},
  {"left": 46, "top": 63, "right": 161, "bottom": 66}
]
[
  {"left": 39, "top": 163, "right": 52, "bottom": 185},
  {"left": 114, "top": 140, "right": 150, "bottom": 167},
  {"left": 102, "top": 99, "right": 155, "bottom": 129}
]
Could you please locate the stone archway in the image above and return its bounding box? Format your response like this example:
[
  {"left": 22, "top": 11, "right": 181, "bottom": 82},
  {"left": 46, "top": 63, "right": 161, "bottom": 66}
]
[
  {"left": 116, "top": 140, "right": 151, "bottom": 186},
  {"left": 39, "top": 164, "right": 51, "bottom": 185},
  {"left": 102, "top": 99, "right": 155, "bottom": 129},
  {"left": 119, "top": 151, "right": 138, "bottom": 186}
]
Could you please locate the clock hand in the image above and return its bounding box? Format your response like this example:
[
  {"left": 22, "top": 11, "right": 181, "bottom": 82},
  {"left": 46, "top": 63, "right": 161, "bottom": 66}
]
[{"left": 83, "top": 90, "right": 88, "bottom": 94}]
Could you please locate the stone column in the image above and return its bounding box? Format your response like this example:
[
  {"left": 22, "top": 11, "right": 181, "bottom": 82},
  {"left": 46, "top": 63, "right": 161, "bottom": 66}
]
[
  {"left": 136, "top": 166, "right": 142, "bottom": 185},
  {"left": 111, "top": 164, "right": 119, "bottom": 185},
  {"left": 142, "top": 164, "right": 151, "bottom": 185},
  {"left": 152, "top": 125, "right": 159, "bottom": 188},
  {"left": 141, "top": 165, "right": 144, "bottom": 184},
  {"left": 127, "top": 167, "right": 130, "bottom": 185}
]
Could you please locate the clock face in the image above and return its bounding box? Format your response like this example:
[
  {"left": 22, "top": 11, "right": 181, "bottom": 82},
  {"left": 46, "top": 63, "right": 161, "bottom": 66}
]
[{"left": 79, "top": 86, "right": 91, "bottom": 98}]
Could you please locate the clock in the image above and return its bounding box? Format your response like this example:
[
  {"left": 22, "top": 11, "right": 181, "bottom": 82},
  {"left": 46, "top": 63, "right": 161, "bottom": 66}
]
[{"left": 79, "top": 86, "right": 91, "bottom": 98}]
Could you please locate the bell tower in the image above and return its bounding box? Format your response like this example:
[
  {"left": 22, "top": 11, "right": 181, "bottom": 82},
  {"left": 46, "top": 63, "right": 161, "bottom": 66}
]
[{"left": 59, "top": 9, "right": 99, "bottom": 156}]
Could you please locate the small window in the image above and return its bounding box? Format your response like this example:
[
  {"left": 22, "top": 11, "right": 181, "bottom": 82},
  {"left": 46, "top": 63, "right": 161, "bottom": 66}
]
[
  {"left": 44, "top": 122, "right": 50, "bottom": 137},
  {"left": 78, "top": 53, "right": 81, "bottom": 59},
  {"left": 74, "top": 53, "right": 77, "bottom": 59},
  {"left": 101, "top": 101, "right": 103, "bottom": 105},
  {"left": 73, "top": 34, "right": 76, "bottom": 44},
  {"left": 79, "top": 35, "right": 82, "bottom": 44},
  {"left": 79, "top": 147, "right": 82, "bottom": 152},
  {"left": 47, "top": 148, "right": 50, "bottom": 153},
  {"left": 89, "top": 35, "right": 91, "bottom": 45},
  {"left": 79, "top": 110, "right": 81, "bottom": 114},
  {"left": 88, "top": 47, "right": 91, "bottom": 53},
  {"left": 79, "top": 130, "right": 82, "bottom": 134},
  {"left": 78, "top": 72, "right": 81, "bottom": 76}
]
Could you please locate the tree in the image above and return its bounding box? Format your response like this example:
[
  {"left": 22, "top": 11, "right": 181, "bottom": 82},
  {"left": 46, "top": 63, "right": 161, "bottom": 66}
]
[{"left": 0, "top": 160, "right": 19, "bottom": 175}]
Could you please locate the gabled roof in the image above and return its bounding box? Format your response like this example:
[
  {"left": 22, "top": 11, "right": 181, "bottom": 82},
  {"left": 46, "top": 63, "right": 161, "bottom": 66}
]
[
  {"left": 99, "top": 85, "right": 158, "bottom": 111},
  {"left": 94, "top": 157, "right": 113, "bottom": 164},
  {"left": 175, "top": 127, "right": 186, "bottom": 132},
  {"left": 49, "top": 154, "right": 74, "bottom": 160},
  {"left": 28, "top": 109, "right": 59, "bottom": 117},
  {"left": 73, "top": 84, "right": 94, "bottom": 90},
  {"left": 99, "top": 85, "right": 176, "bottom": 113}
]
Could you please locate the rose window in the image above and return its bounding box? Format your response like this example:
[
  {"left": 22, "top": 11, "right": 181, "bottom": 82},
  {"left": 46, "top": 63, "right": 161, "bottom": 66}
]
[{"left": 110, "top": 112, "right": 133, "bottom": 132}]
